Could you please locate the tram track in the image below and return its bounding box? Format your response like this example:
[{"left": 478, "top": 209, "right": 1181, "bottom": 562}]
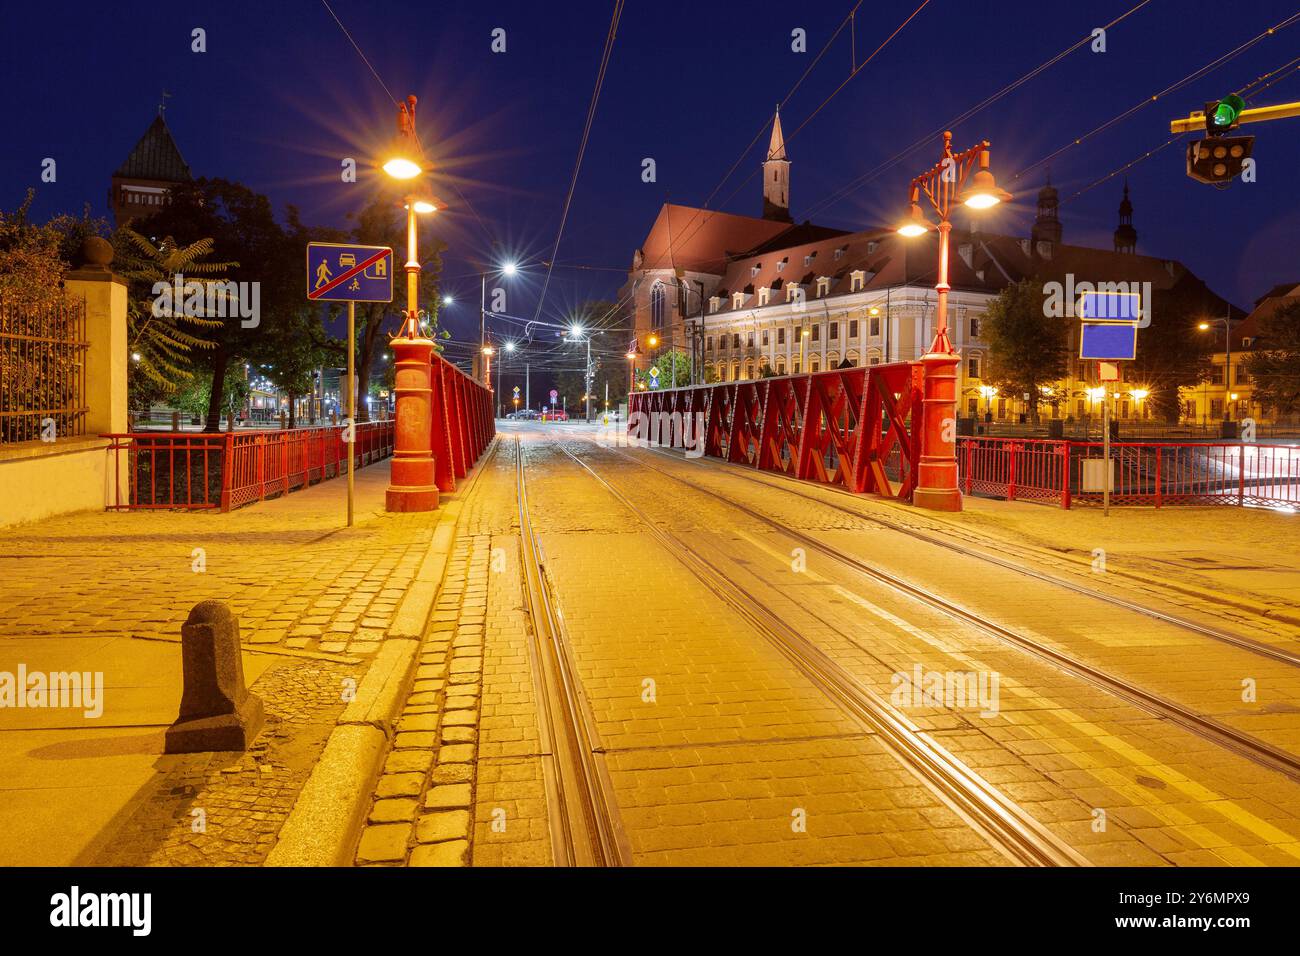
[
  {"left": 586, "top": 436, "right": 1300, "bottom": 787},
  {"left": 552, "top": 438, "right": 1088, "bottom": 868},
  {"left": 651, "top": 444, "right": 1300, "bottom": 669},
  {"left": 514, "top": 436, "right": 629, "bottom": 866}
]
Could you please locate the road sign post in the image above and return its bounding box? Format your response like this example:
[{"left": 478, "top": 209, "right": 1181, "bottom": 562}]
[{"left": 307, "top": 243, "right": 394, "bottom": 526}]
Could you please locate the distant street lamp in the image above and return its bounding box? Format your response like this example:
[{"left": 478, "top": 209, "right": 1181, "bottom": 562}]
[
  {"left": 383, "top": 94, "right": 440, "bottom": 513},
  {"left": 896, "top": 131, "right": 1010, "bottom": 511},
  {"left": 479, "top": 258, "right": 518, "bottom": 383},
  {"left": 1198, "top": 310, "right": 1235, "bottom": 422}
]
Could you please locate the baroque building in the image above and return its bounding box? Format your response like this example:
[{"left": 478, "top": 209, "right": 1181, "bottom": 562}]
[{"left": 620, "top": 112, "right": 1237, "bottom": 423}]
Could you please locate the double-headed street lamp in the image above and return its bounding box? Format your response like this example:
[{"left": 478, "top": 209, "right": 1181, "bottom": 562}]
[
  {"left": 383, "top": 94, "right": 441, "bottom": 513},
  {"left": 479, "top": 259, "right": 518, "bottom": 383},
  {"left": 896, "top": 131, "right": 1011, "bottom": 511},
  {"left": 564, "top": 324, "right": 602, "bottom": 423}
]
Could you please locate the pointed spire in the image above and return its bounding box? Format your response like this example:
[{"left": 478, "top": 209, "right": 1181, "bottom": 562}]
[{"left": 767, "top": 105, "right": 787, "bottom": 161}]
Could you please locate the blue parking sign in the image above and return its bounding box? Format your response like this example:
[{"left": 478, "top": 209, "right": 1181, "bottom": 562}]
[{"left": 307, "top": 242, "right": 393, "bottom": 302}]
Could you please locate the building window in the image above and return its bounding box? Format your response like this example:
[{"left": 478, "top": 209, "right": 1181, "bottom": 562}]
[
  {"left": 850, "top": 271, "right": 865, "bottom": 292},
  {"left": 758, "top": 287, "right": 770, "bottom": 306},
  {"left": 834, "top": 247, "right": 846, "bottom": 261},
  {"left": 829, "top": 322, "right": 839, "bottom": 341},
  {"left": 777, "top": 360, "right": 786, "bottom": 375},
  {"left": 747, "top": 332, "right": 755, "bottom": 348},
  {"left": 867, "top": 241, "right": 878, "bottom": 254},
  {"left": 967, "top": 356, "right": 980, "bottom": 379},
  {"left": 776, "top": 258, "right": 787, "bottom": 272},
  {"left": 745, "top": 362, "right": 754, "bottom": 379},
  {"left": 870, "top": 315, "right": 880, "bottom": 337},
  {"left": 849, "top": 319, "right": 859, "bottom": 337},
  {"left": 751, "top": 264, "right": 761, "bottom": 277},
  {"left": 761, "top": 329, "right": 769, "bottom": 346},
  {"left": 733, "top": 292, "right": 745, "bottom": 309},
  {"left": 793, "top": 359, "right": 801, "bottom": 374},
  {"left": 706, "top": 336, "right": 713, "bottom": 352},
  {"left": 777, "top": 327, "right": 786, "bottom": 345},
  {"left": 1211, "top": 365, "right": 1225, "bottom": 384},
  {"left": 811, "top": 358, "right": 820, "bottom": 373},
  {"left": 812, "top": 324, "right": 820, "bottom": 342},
  {"left": 650, "top": 281, "right": 666, "bottom": 330},
  {"left": 816, "top": 277, "right": 830, "bottom": 298},
  {"left": 733, "top": 333, "right": 741, "bottom": 348},
  {"left": 709, "top": 296, "right": 721, "bottom": 314},
  {"left": 969, "top": 316, "right": 980, "bottom": 337},
  {"left": 732, "top": 362, "right": 741, "bottom": 380}
]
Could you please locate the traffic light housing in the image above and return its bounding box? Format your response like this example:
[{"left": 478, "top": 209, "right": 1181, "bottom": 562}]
[
  {"left": 1185, "top": 135, "right": 1254, "bottom": 184},
  {"left": 1206, "top": 93, "right": 1245, "bottom": 133}
]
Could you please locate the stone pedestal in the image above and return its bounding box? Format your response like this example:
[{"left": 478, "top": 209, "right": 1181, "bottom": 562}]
[{"left": 165, "top": 601, "right": 264, "bottom": 753}]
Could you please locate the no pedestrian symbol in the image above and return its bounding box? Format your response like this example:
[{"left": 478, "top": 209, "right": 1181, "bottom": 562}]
[{"left": 307, "top": 242, "right": 393, "bottom": 302}]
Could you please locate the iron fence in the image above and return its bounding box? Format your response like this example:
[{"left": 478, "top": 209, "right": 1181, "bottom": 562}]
[{"left": 0, "top": 300, "right": 88, "bottom": 444}]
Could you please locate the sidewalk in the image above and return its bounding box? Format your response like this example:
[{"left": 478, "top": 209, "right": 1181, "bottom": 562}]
[{"left": 0, "top": 462, "right": 452, "bottom": 866}]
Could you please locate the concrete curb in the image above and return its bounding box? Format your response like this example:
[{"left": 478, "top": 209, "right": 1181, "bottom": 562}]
[{"left": 266, "top": 502, "right": 463, "bottom": 867}]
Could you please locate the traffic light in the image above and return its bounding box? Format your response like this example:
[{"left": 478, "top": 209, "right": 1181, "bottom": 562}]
[
  {"left": 1185, "top": 135, "right": 1254, "bottom": 184},
  {"left": 1206, "top": 93, "right": 1246, "bottom": 132}
]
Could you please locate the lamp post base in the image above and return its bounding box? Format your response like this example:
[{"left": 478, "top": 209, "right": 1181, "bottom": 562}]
[
  {"left": 913, "top": 348, "right": 963, "bottom": 513},
  {"left": 386, "top": 335, "right": 438, "bottom": 514}
]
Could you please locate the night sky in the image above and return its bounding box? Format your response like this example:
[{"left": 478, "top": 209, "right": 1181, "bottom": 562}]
[{"left": 4, "top": 0, "right": 1299, "bottom": 391}]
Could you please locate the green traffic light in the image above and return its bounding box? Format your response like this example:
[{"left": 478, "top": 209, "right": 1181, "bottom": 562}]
[{"left": 1211, "top": 93, "right": 1245, "bottom": 129}]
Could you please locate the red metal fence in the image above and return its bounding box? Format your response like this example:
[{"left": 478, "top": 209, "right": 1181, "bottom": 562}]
[
  {"left": 627, "top": 362, "right": 922, "bottom": 499},
  {"left": 958, "top": 436, "right": 1300, "bottom": 510},
  {"left": 104, "top": 422, "right": 394, "bottom": 512},
  {"left": 429, "top": 352, "right": 495, "bottom": 494}
]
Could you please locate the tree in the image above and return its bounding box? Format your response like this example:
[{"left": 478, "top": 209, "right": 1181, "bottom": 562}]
[
  {"left": 635, "top": 348, "right": 692, "bottom": 390},
  {"left": 1129, "top": 282, "right": 1216, "bottom": 422},
  {"left": 981, "top": 278, "right": 1067, "bottom": 423},
  {"left": 0, "top": 190, "right": 87, "bottom": 312},
  {"left": 112, "top": 230, "right": 231, "bottom": 395},
  {"left": 1243, "top": 299, "right": 1300, "bottom": 418}
]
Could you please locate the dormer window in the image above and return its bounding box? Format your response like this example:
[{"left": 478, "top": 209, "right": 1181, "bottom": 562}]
[
  {"left": 803, "top": 252, "right": 816, "bottom": 266},
  {"left": 709, "top": 296, "right": 721, "bottom": 314},
  {"left": 816, "top": 277, "right": 831, "bottom": 298},
  {"left": 833, "top": 246, "right": 846, "bottom": 261},
  {"left": 751, "top": 264, "right": 761, "bottom": 277},
  {"left": 758, "top": 287, "right": 771, "bottom": 306},
  {"left": 850, "top": 270, "right": 866, "bottom": 292},
  {"left": 785, "top": 283, "right": 801, "bottom": 303},
  {"left": 732, "top": 292, "right": 745, "bottom": 309},
  {"left": 776, "top": 257, "right": 787, "bottom": 272},
  {"left": 867, "top": 241, "right": 878, "bottom": 254}
]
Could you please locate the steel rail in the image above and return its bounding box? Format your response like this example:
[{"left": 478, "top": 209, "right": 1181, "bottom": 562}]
[
  {"left": 554, "top": 439, "right": 1086, "bottom": 867},
  {"left": 514, "top": 435, "right": 630, "bottom": 866},
  {"left": 602, "top": 439, "right": 1300, "bottom": 786}
]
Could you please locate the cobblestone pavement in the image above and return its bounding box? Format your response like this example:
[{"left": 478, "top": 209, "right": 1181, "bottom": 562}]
[
  {"left": 0, "top": 464, "right": 433, "bottom": 658},
  {"left": 0, "top": 461, "right": 453, "bottom": 866}
]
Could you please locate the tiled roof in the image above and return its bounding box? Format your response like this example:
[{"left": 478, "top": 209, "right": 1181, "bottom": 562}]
[
  {"left": 635, "top": 204, "right": 794, "bottom": 274},
  {"left": 112, "top": 115, "right": 192, "bottom": 182}
]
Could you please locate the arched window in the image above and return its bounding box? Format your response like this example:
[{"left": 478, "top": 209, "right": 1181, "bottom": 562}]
[{"left": 650, "top": 281, "right": 666, "bottom": 330}]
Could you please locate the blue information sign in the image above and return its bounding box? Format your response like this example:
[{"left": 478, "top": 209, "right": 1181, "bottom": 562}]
[
  {"left": 307, "top": 242, "right": 393, "bottom": 302},
  {"left": 1079, "top": 322, "right": 1138, "bottom": 360},
  {"left": 1078, "top": 289, "right": 1141, "bottom": 322}
]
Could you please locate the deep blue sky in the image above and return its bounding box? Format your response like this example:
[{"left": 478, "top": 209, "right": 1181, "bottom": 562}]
[{"left": 4, "top": 0, "right": 1299, "bottom": 381}]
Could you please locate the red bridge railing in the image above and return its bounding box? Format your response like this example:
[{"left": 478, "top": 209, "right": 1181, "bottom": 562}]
[
  {"left": 957, "top": 436, "right": 1300, "bottom": 510},
  {"left": 627, "top": 363, "right": 922, "bottom": 499},
  {"left": 103, "top": 422, "right": 395, "bottom": 511},
  {"left": 429, "top": 351, "right": 495, "bottom": 494}
]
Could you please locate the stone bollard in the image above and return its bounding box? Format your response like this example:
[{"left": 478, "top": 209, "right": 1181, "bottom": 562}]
[
  {"left": 165, "top": 601, "right": 264, "bottom": 754},
  {"left": 171, "top": 411, "right": 181, "bottom": 432}
]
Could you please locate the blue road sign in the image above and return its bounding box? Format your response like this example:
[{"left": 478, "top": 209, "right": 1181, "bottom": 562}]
[
  {"left": 1078, "top": 289, "right": 1141, "bottom": 322},
  {"left": 1079, "top": 322, "right": 1138, "bottom": 360},
  {"left": 307, "top": 242, "right": 393, "bottom": 302}
]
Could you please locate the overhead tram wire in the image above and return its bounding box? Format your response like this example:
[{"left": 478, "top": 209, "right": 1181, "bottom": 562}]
[
  {"left": 560, "top": 0, "right": 928, "bottom": 340},
  {"left": 799, "top": 0, "right": 1158, "bottom": 223},
  {"left": 1011, "top": 9, "right": 1300, "bottom": 183},
  {"left": 319, "top": 0, "right": 400, "bottom": 106},
  {"left": 528, "top": 0, "right": 624, "bottom": 330},
  {"left": 1060, "top": 51, "right": 1300, "bottom": 206}
]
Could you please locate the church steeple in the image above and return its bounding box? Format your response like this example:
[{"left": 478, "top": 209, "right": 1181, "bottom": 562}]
[
  {"left": 1113, "top": 180, "right": 1137, "bottom": 254},
  {"left": 1031, "top": 169, "right": 1062, "bottom": 251},
  {"left": 762, "top": 106, "right": 792, "bottom": 222}
]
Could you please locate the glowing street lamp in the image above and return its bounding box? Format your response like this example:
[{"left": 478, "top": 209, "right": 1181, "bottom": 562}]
[
  {"left": 382, "top": 94, "right": 439, "bottom": 513},
  {"left": 479, "top": 258, "right": 519, "bottom": 383},
  {"left": 482, "top": 344, "right": 495, "bottom": 393},
  {"left": 1198, "top": 311, "right": 1235, "bottom": 422},
  {"left": 896, "top": 131, "right": 1010, "bottom": 512}
]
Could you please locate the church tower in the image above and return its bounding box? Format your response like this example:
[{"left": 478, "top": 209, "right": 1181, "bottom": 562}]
[
  {"left": 762, "top": 106, "right": 792, "bottom": 223},
  {"left": 1031, "top": 172, "right": 1062, "bottom": 253},
  {"left": 1113, "top": 180, "right": 1137, "bottom": 254},
  {"left": 109, "top": 109, "right": 192, "bottom": 228}
]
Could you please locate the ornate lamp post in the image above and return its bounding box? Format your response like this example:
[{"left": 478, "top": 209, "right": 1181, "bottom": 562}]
[
  {"left": 383, "top": 95, "right": 440, "bottom": 513},
  {"left": 897, "top": 131, "right": 1011, "bottom": 511}
]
